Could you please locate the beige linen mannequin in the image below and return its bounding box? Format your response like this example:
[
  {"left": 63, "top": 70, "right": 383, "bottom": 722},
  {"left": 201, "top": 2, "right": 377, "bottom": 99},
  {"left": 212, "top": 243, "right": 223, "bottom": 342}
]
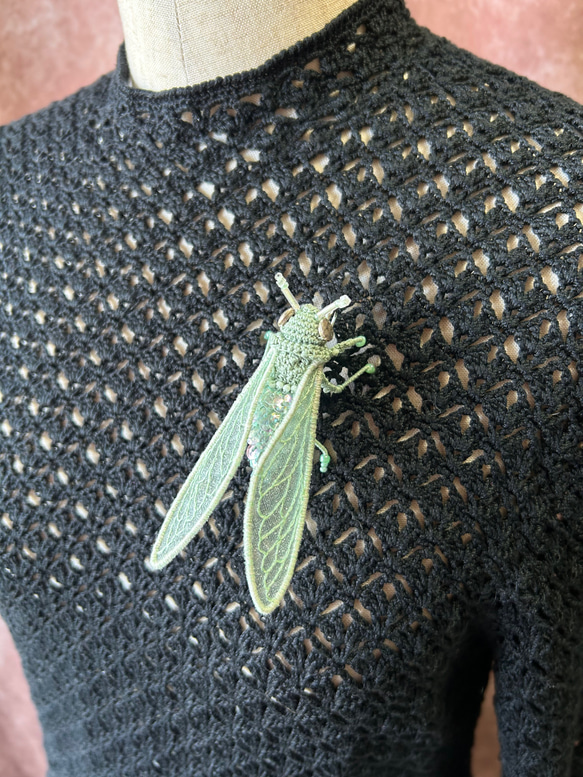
[{"left": 117, "top": 0, "right": 357, "bottom": 91}]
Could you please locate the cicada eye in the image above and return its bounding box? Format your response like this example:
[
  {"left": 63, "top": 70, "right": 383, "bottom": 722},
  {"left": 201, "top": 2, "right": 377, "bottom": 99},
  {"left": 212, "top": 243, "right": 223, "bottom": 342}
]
[
  {"left": 318, "top": 318, "right": 334, "bottom": 342},
  {"left": 277, "top": 308, "right": 295, "bottom": 329}
]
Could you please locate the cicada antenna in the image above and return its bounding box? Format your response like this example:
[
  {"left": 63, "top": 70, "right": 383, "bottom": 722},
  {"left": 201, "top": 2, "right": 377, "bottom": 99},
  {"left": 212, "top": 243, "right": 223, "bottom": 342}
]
[
  {"left": 275, "top": 272, "right": 300, "bottom": 310},
  {"left": 316, "top": 294, "right": 351, "bottom": 320}
]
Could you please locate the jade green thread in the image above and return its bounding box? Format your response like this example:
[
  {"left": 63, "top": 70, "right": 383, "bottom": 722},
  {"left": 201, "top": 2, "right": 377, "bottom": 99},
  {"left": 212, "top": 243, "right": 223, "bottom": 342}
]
[{"left": 149, "top": 273, "right": 377, "bottom": 615}]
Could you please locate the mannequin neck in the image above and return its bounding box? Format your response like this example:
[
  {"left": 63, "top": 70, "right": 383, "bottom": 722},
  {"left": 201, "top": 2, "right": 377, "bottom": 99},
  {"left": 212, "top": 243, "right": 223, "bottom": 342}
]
[{"left": 117, "top": 0, "right": 356, "bottom": 92}]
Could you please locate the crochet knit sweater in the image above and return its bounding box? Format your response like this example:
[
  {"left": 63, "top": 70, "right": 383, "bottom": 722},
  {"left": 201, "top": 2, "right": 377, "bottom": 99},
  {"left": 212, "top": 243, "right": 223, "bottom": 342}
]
[{"left": 1, "top": 0, "right": 582, "bottom": 774}]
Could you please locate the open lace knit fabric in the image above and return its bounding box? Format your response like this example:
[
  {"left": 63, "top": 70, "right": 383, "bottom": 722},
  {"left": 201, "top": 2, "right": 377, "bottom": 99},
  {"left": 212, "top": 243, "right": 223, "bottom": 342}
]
[{"left": 1, "top": 0, "right": 582, "bottom": 774}]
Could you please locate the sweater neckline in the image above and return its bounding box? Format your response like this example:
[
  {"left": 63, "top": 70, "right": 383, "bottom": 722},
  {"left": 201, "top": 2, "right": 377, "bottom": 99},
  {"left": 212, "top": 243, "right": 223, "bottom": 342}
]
[{"left": 109, "top": 0, "right": 414, "bottom": 131}]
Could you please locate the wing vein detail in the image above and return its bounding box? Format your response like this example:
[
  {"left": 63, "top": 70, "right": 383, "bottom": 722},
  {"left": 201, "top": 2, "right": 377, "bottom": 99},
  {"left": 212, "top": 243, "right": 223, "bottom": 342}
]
[
  {"left": 150, "top": 345, "right": 277, "bottom": 568},
  {"left": 244, "top": 364, "right": 323, "bottom": 612}
]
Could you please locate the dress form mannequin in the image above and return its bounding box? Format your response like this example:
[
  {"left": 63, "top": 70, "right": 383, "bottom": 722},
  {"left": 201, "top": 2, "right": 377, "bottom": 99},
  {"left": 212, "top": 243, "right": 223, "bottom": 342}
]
[{"left": 117, "top": 0, "right": 356, "bottom": 91}]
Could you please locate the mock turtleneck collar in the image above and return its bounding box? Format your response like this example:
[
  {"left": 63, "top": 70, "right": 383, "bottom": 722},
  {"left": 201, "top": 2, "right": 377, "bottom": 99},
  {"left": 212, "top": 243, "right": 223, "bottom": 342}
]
[{"left": 108, "top": 0, "right": 418, "bottom": 141}]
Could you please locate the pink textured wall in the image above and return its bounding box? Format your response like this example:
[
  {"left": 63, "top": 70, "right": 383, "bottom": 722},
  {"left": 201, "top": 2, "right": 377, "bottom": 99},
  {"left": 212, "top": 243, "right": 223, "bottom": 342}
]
[
  {"left": 2, "top": 1, "right": 582, "bottom": 775},
  {"left": 0, "top": 620, "right": 46, "bottom": 777},
  {"left": 0, "top": 0, "right": 122, "bottom": 125}
]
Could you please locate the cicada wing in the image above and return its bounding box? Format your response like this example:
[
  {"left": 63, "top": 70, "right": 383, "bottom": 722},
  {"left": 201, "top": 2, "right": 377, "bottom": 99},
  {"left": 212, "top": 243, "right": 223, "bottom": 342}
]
[
  {"left": 243, "top": 363, "right": 323, "bottom": 614},
  {"left": 150, "top": 343, "right": 277, "bottom": 569}
]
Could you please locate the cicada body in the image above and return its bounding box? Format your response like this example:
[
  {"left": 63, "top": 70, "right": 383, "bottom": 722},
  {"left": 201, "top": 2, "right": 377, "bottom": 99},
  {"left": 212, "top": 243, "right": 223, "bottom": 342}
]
[{"left": 149, "top": 273, "right": 376, "bottom": 614}]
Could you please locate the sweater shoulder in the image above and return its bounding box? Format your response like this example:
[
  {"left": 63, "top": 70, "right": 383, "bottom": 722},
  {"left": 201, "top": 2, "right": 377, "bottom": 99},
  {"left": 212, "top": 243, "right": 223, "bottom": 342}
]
[
  {"left": 411, "top": 24, "right": 583, "bottom": 126},
  {"left": 0, "top": 70, "right": 114, "bottom": 193}
]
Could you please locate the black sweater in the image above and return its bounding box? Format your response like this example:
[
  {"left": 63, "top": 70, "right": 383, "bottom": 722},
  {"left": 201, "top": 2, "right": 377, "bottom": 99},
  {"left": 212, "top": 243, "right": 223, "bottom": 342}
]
[{"left": 1, "top": 0, "right": 582, "bottom": 774}]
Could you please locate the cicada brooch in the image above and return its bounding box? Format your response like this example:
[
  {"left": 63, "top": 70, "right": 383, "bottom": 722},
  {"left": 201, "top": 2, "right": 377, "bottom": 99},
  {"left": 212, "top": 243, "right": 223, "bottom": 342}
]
[{"left": 150, "top": 273, "right": 376, "bottom": 614}]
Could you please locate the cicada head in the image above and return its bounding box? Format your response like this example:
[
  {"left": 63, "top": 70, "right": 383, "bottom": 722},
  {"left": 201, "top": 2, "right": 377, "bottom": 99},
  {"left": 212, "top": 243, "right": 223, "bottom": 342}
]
[
  {"left": 278, "top": 304, "right": 324, "bottom": 344},
  {"left": 274, "top": 272, "right": 352, "bottom": 345}
]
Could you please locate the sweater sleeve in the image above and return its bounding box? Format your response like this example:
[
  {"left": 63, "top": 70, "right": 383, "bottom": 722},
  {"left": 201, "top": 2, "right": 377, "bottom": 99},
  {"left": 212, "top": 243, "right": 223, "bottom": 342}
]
[
  {"left": 493, "top": 566, "right": 583, "bottom": 774},
  {"left": 489, "top": 408, "right": 583, "bottom": 775}
]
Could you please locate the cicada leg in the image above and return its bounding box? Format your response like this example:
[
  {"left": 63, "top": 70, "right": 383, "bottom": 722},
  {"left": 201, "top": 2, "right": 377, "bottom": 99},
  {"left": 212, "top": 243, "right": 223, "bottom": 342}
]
[
  {"left": 332, "top": 335, "right": 367, "bottom": 355},
  {"left": 314, "top": 439, "right": 331, "bottom": 473},
  {"left": 321, "top": 363, "right": 375, "bottom": 395}
]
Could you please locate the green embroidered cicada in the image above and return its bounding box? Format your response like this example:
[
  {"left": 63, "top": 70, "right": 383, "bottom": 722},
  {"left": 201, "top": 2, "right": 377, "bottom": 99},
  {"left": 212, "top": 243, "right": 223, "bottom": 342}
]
[{"left": 150, "top": 273, "right": 376, "bottom": 614}]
